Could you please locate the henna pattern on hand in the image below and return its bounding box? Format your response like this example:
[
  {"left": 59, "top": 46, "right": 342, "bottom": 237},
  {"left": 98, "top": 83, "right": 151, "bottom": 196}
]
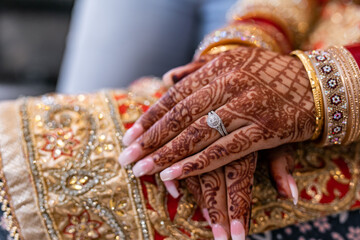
[
  {"left": 179, "top": 48, "right": 315, "bottom": 175},
  {"left": 226, "top": 153, "right": 257, "bottom": 233},
  {"left": 137, "top": 49, "right": 255, "bottom": 150},
  {"left": 200, "top": 169, "right": 226, "bottom": 224},
  {"left": 184, "top": 176, "right": 204, "bottom": 207},
  {"left": 134, "top": 47, "right": 315, "bottom": 178}
]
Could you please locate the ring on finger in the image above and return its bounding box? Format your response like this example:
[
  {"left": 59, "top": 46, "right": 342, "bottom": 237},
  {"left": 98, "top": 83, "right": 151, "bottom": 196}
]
[{"left": 207, "top": 111, "right": 228, "bottom": 137}]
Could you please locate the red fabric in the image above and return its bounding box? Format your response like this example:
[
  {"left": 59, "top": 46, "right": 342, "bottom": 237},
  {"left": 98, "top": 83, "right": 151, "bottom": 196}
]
[
  {"left": 316, "top": 0, "right": 329, "bottom": 6},
  {"left": 345, "top": 43, "right": 360, "bottom": 69}
]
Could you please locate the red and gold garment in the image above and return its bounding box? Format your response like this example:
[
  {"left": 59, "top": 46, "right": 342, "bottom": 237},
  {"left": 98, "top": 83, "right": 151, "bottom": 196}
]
[{"left": 0, "top": 78, "right": 360, "bottom": 240}]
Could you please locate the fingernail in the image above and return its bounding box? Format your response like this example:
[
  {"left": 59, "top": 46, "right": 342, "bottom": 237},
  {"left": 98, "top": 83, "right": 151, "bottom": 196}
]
[
  {"left": 123, "top": 123, "right": 144, "bottom": 146},
  {"left": 202, "top": 208, "right": 211, "bottom": 226},
  {"left": 160, "top": 165, "right": 182, "bottom": 181},
  {"left": 212, "top": 224, "right": 228, "bottom": 240},
  {"left": 287, "top": 174, "right": 298, "bottom": 205},
  {"left": 118, "top": 143, "right": 141, "bottom": 166},
  {"left": 231, "top": 220, "right": 245, "bottom": 240},
  {"left": 132, "top": 158, "right": 154, "bottom": 177},
  {"left": 163, "top": 180, "right": 180, "bottom": 198}
]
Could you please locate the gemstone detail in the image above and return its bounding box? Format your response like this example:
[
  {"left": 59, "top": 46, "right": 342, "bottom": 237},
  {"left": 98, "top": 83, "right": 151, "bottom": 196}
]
[
  {"left": 330, "top": 94, "right": 342, "bottom": 105},
  {"left": 316, "top": 55, "right": 327, "bottom": 62},
  {"left": 207, "top": 114, "right": 221, "bottom": 128},
  {"left": 322, "top": 65, "right": 332, "bottom": 74},
  {"left": 327, "top": 78, "right": 338, "bottom": 89},
  {"left": 333, "top": 111, "right": 343, "bottom": 121},
  {"left": 332, "top": 126, "right": 342, "bottom": 134}
]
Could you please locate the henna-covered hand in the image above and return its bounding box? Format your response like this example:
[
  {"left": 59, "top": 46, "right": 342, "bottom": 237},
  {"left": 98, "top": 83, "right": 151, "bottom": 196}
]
[
  {"left": 186, "top": 153, "right": 257, "bottom": 240},
  {"left": 184, "top": 150, "right": 298, "bottom": 240},
  {"left": 118, "top": 47, "right": 315, "bottom": 181},
  {"left": 162, "top": 53, "right": 219, "bottom": 87}
]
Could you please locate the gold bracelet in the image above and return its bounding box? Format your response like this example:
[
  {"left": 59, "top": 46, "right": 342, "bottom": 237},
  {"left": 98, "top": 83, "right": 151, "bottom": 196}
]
[
  {"left": 327, "top": 46, "right": 360, "bottom": 145},
  {"left": 227, "top": 0, "right": 319, "bottom": 47},
  {"left": 195, "top": 23, "right": 281, "bottom": 59},
  {"left": 291, "top": 50, "right": 324, "bottom": 141},
  {"left": 307, "top": 49, "right": 349, "bottom": 146},
  {"left": 206, "top": 44, "right": 246, "bottom": 56}
]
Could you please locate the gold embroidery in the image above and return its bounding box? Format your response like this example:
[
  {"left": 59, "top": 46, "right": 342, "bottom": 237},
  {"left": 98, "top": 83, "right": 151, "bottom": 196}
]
[
  {"left": 0, "top": 154, "right": 22, "bottom": 240},
  {"left": 145, "top": 175, "right": 212, "bottom": 240}
]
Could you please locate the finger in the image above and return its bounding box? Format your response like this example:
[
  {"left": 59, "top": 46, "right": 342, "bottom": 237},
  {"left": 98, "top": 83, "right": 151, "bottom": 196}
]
[
  {"left": 121, "top": 57, "right": 222, "bottom": 146},
  {"left": 159, "top": 123, "right": 280, "bottom": 180},
  {"left": 184, "top": 176, "right": 212, "bottom": 225},
  {"left": 184, "top": 176, "right": 203, "bottom": 206},
  {"left": 225, "top": 153, "right": 257, "bottom": 239},
  {"left": 267, "top": 145, "right": 298, "bottom": 205},
  {"left": 162, "top": 54, "right": 218, "bottom": 87},
  {"left": 130, "top": 103, "right": 250, "bottom": 177},
  {"left": 162, "top": 61, "right": 205, "bottom": 87},
  {"left": 200, "top": 168, "right": 230, "bottom": 240},
  {"left": 163, "top": 180, "right": 180, "bottom": 199},
  {"left": 122, "top": 76, "right": 253, "bottom": 168}
]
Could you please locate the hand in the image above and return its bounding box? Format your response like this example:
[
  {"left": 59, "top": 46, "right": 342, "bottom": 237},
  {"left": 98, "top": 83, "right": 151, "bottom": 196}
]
[
  {"left": 186, "top": 153, "right": 257, "bottom": 240},
  {"left": 182, "top": 146, "right": 298, "bottom": 240},
  {"left": 118, "top": 47, "right": 315, "bottom": 181},
  {"left": 162, "top": 53, "right": 218, "bottom": 87}
]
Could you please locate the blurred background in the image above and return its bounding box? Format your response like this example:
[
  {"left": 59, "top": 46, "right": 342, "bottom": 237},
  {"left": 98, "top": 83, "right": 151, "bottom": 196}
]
[
  {"left": 0, "top": 0, "right": 234, "bottom": 100},
  {"left": 0, "top": 0, "right": 73, "bottom": 100}
]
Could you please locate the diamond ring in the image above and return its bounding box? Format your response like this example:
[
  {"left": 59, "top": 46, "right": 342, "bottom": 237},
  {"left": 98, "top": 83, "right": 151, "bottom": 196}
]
[{"left": 207, "top": 111, "right": 228, "bottom": 137}]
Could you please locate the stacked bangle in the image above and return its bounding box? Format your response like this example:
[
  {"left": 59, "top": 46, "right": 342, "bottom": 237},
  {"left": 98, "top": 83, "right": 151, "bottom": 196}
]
[
  {"left": 227, "top": 0, "right": 319, "bottom": 47},
  {"left": 291, "top": 50, "right": 324, "bottom": 141},
  {"left": 306, "top": 48, "right": 350, "bottom": 146},
  {"left": 327, "top": 46, "right": 360, "bottom": 145},
  {"left": 194, "top": 23, "right": 281, "bottom": 59}
]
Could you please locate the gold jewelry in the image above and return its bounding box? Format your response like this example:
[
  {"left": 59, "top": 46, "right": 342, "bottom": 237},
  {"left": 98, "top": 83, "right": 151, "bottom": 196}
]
[
  {"left": 307, "top": 48, "right": 349, "bottom": 146},
  {"left": 327, "top": 46, "right": 360, "bottom": 145},
  {"left": 206, "top": 44, "right": 244, "bottom": 55},
  {"left": 291, "top": 50, "right": 324, "bottom": 140},
  {"left": 195, "top": 23, "right": 281, "bottom": 59},
  {"left": 228, "top": 0, "right": 319, "bottom": 47}
]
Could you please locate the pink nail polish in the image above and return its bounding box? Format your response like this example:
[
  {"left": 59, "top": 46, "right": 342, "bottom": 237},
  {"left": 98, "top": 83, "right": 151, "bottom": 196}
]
[
  {"left": 163, "top": 180, "right": 180, "bottom": 198},
  {"left": 287, "top": 174, "right": 298, "bottom": 205},
  {"left": 123, "top": 124, "right": 144, "bottom": 146},
  {"left": 202, "top": 208, "right": 211, "bottom": 226},
  {"left": 231, "top": 220, "right": 245, "bottom": 240},
  {"left": 132, "top": 158, "right": 154, "bottom": 177},
  {"left": 118, "top": 143, "right": 141, "bottom": 166},
  {"left": 160, "top": 165, "right": 182, "bottom": 181},
  {"left": 212, "top": 224, "right": 228, "bottom": 240}
]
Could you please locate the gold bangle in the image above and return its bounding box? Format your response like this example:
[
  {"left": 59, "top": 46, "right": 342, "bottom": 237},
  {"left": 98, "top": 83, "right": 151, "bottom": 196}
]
[
  {"left": 195, "top": 23, "right": 281, "bottom": 59},
  {"left": 206, "top": 44, "right": 244, "bottom": 55},
  {"left": 228, "top": 0, "right": 319, "bottom": 47},
  {"left": 291, "top": 50, "right": 324, "bottom": 141},
  {"left": 307, "top": 49, "right": 349, "bottom": 146},
  {"left": 327, "top": 46, "right": 360, "bottom": 145}
]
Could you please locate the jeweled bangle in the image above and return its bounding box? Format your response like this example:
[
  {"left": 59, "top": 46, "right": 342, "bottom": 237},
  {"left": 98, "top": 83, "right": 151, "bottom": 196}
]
[
  {"left": 227, "top": 0, "right": 320, "bottom": 47},
  {"left": 307, "top": 49, "right": 349, "bottom": 146},
  {"left": 327, "top": 46, "right": 360, "bottom": 145},
  {"left": 194, "top": 23, "right": 281, "bottom": 59},
  {"left": 291, "top": 50, "right": 324, "bottom": 141}
]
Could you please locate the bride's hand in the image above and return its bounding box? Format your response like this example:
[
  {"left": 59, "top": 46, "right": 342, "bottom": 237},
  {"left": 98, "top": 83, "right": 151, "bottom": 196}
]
[
  {"left": 162, "top": 53, "right": 217, "bottom": 87},
  {"left": 186, "top": 153, "right": 257, "bottom": 240},
  {"left": 183, "top": 147, "right": 298, "bottom": 240},
  {"left": 118, "top": 47, "right": 315, "bottom": 181}
]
